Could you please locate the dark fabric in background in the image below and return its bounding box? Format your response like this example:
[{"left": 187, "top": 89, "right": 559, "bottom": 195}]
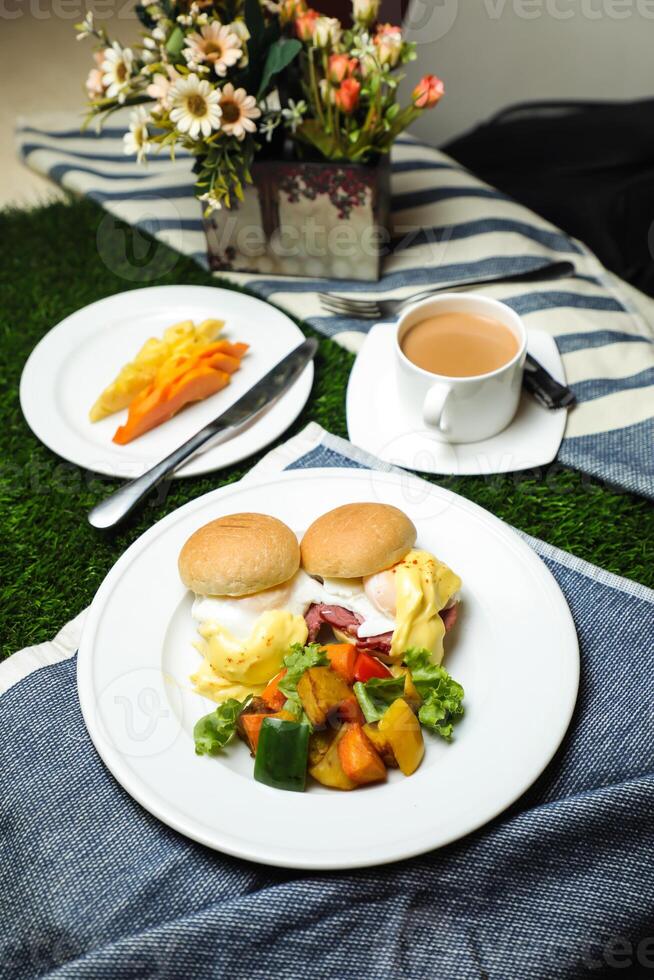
[
  {"left": 316, "top": 0, "right": 410, "bottom": 24},
  {"left": 445, "top": 99, "right": 654, "bottom": 298}
]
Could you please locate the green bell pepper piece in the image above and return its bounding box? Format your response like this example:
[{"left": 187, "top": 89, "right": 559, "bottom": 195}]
[{"left": 254, "top": 718, "right": 309, "bottom": 792}]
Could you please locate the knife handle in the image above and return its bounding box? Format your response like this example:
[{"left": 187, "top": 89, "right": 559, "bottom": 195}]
[
  {"left": 88, "top": 425, "right": 220, "bottom": 530},
  {"left": 523, "top": 352, "right": 576, "bottom": 410}
]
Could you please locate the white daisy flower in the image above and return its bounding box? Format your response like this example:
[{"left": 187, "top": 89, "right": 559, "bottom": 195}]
[
  {"left": 101, "top": 43, "right": 134, "bottom": 102},
  {"left": 183, "top": 22, "right": 242, "bottom": 77},
  {"left": 218, "top": 83, "right": 261, "bottom": 140},
  {"left": 123, "top": 106, "right": 151, "bottom": 163},
  {"left": 86, "top": 51, "right": 105, "bottom": 100},
  {"left": 146, "top": 66, "right": 179, "bottom": 111},
  {"left": 169, "top": 73, "right": 222, "bottom": 139}
]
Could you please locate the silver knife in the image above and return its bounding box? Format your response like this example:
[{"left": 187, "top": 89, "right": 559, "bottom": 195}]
[{"left": 88, "top": 337, "right": 318, "bottom": 530}]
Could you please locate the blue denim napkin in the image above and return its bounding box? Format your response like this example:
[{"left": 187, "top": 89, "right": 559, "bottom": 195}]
[{"left": 1, "top": 424, "right": 653, "bottom": 979}]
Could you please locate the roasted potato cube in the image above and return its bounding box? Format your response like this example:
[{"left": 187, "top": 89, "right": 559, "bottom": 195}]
[
  {"left": 378, "top": 698, "right": 425, "bottom": 776},
  {"left": 308, "top": 728, "right": 335, "bottom": 768},
  {"left": 309, "top": 725, "right": 356, "bottom": 790},
  {"left": 297, "top": 666, "right": 354, "bottom": 728}
]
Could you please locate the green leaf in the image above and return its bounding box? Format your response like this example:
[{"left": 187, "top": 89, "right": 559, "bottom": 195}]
[
  {"left": 165, "top": 25, "right": 184, "bottom": 59},
  {"left": 277, "top": 642, "right": 329, "bottom": 707},
  {"left": 258, "top": 38, "right": 302, "bottom": 99},
  {"left": 193, "top": 697, "right": 249, "bottom": 755},
  {"left": 402, "top": 647, "right": 464, "bottom": 741},
  {"left": 353, "top": 676, "right": 405, "bottom": 723}
]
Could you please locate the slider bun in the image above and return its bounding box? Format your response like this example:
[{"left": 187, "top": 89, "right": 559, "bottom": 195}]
[
  {"left": 178, "top": 512, "right": 300, "bottom": 596},
  {"left": 301, "top": 503, "right": 416, "bottom": 578}
]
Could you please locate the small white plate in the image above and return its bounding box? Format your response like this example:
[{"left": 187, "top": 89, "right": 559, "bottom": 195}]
[
  {"left": 20, "top": 285, "right": 313, "bottom": 479},
  {"left": 78, "top": 467, "right": 579, "bottom": 870},
  {"left": 346, "top": 325, "right": 567, "bottom": 475}
]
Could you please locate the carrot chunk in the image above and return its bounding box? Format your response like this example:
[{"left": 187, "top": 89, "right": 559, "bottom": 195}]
[
  {"left": 337, "top": 724, "right": 387, "bottom": 785},
  {"left": 323, "top": 643, "right": 357, "bottom": 684},
  {"left": 261, "top": 669, "right": 288, "bottom": 712}
]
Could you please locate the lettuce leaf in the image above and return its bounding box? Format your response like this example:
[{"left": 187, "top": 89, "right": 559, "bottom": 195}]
[
  {"left": 193, "top": 697, "right": 249, "bottom": 756},
  {"left": 277, "top": 643, "right": 329, "bottom": 703},
  {"left": 354, "top": 675, "right": 405, "bottom": 723},
  {"left": 403, "top": 647, "right": 464, "bottom": 741}
]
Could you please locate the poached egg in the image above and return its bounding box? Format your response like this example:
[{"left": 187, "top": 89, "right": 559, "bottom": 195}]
[{"left": 190, "top": 550, "right": 461, "bottom": 704}]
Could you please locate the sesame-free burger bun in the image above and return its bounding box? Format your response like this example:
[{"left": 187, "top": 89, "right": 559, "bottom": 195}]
[
  {"left": 301, "top": 503, "right": 416, "bottom": 579},
  {"left": 178, "top": 512, "right": 300, "bottom": 596}
]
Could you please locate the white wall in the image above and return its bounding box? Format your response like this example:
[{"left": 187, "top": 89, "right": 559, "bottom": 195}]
[{"left": 400, "top": 0, "right": 654, "bottom": 145}]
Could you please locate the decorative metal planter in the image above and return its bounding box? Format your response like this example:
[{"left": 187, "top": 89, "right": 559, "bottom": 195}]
[{"left": 203, "top": 156, "right": 391, "bottom": 282}]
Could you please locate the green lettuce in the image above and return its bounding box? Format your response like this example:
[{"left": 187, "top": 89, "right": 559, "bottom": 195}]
[
  {"left": 193, "top": 697, "right": 249, "bottom": 756},
  {"left": 277, "top": 643, "right": 330, "bottom": 721},
  {"left": 353, "top": 676, "right": 406, "bottom": 723},
  {"left": 403, "top": 647, "right": 465, "bottom": 741}
]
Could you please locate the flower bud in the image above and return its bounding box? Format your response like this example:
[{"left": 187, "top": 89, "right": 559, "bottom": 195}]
[
  {"left": 352, "top": 0, "right": 380, "bottom": 27},
  {"left": 374, "top": 23, "right": 402, "bottom": 67},
  {"left": 313, "top": 15, "right": 342, "bottom": 48},
  {"left": 413, "top": 74, "right": 444, "bottom": 108},
  {"left": 295, "top": 9, "right": 319, "bottom": 41},
  {"left": 328, "top": 53, "right": 357, "bottom": 84},
  {"left": 334, "top": 77, "right": 361, "bottom": 114}
]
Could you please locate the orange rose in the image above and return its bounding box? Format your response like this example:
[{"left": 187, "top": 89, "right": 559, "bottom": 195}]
[
  {"left": 334, "top": 77, "right": 361, "bottom": 114},
  {"left": 295, "top": 8, "right": 319, "bottom": 41},
  {"left": 328, "top": 53, "right": 358, "bottom": 84},
  {"left": 413, "top": 74, "right": 444, "bottom": 109}
]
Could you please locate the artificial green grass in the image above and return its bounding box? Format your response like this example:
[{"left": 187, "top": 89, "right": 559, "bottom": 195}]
[{"left": 1, "top": 197, "right": 652, "bottom": 659}]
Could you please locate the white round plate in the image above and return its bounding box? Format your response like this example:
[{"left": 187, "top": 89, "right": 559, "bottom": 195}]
[
  {"left": 78, "top": 467, "right": 579, "bottom": 869},
  {"left": 347, "top": 324, "right": 567, "bottom": 475},
  {"left": 20, "top": 285, "right": 313, "bottom": 478}
]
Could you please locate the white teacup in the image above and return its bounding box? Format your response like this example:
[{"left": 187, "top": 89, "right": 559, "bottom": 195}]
[{"left": 395, "top": 293, "right": 527, "bottom": 444}]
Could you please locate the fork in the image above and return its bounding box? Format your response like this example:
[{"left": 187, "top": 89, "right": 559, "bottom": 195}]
[{"left": 318, "top": 260, "right": 575, "bottom": 320}]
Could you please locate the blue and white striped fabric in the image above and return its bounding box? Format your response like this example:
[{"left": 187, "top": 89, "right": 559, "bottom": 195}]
[
  {"left": 16, "top": 110, "right": 654, "bottom": 498},
  {"left": 1, "top": 423, "right": 653, "bottom": 980}
]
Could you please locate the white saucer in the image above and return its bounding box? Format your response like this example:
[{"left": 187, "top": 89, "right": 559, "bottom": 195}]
[
  {"left": 346, "top": 325, "right": 568, "bottom": 475},
  {"left": 20, "top": 285, "right": 313, "bottom": 479}
]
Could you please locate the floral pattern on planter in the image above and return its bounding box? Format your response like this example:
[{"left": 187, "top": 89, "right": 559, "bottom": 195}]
[{"left": 203, "top": 157, "right": 390, "bottom": 282}]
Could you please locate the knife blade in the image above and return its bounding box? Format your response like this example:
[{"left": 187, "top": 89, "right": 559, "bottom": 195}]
[{"left": 88, "top": 337, "right": 318, "bottom": 530}]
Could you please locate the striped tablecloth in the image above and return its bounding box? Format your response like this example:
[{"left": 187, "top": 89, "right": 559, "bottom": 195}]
[{"left": 16, "top": 110, "right": 654, "bottom": 498}]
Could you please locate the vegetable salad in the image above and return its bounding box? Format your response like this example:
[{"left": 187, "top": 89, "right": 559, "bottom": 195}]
[{"left": 193, "top": 643, "right": 464, "bottom": 793}]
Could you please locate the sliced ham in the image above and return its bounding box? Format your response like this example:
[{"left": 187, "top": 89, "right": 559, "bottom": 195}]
[
  {"left": 441, "top": 603, "right": 458, "bottom": 632},
  {"left": 304, "top": 601, "right": 458, "bottom": 652}
]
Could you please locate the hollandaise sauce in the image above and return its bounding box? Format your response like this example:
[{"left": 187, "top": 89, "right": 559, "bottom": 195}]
[
  {"left": 192, "top": 610, "right": 308, "bottom": 703},
  {"left": 390, "top": 549, "right": 461, "bottom": 663}
]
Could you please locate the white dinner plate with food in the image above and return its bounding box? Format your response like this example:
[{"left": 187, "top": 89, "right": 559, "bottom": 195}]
[
  {"left": 20, "top": 285, "right": 313, "bottom": 478},
  {"left": 77, "top": 467, "right": 579, "bottom": 870},
  {"left": 347, "top": 324, "right": 567, "bottom": 475}
]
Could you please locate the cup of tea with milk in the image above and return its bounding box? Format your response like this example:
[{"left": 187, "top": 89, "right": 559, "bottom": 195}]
[{"left": 395, "top": 294, "right": 527, "bottom": 443}]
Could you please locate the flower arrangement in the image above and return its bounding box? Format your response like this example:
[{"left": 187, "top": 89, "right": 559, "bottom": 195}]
[{"left": 76, "top": 0, "right": 444, "bottom": 214}]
